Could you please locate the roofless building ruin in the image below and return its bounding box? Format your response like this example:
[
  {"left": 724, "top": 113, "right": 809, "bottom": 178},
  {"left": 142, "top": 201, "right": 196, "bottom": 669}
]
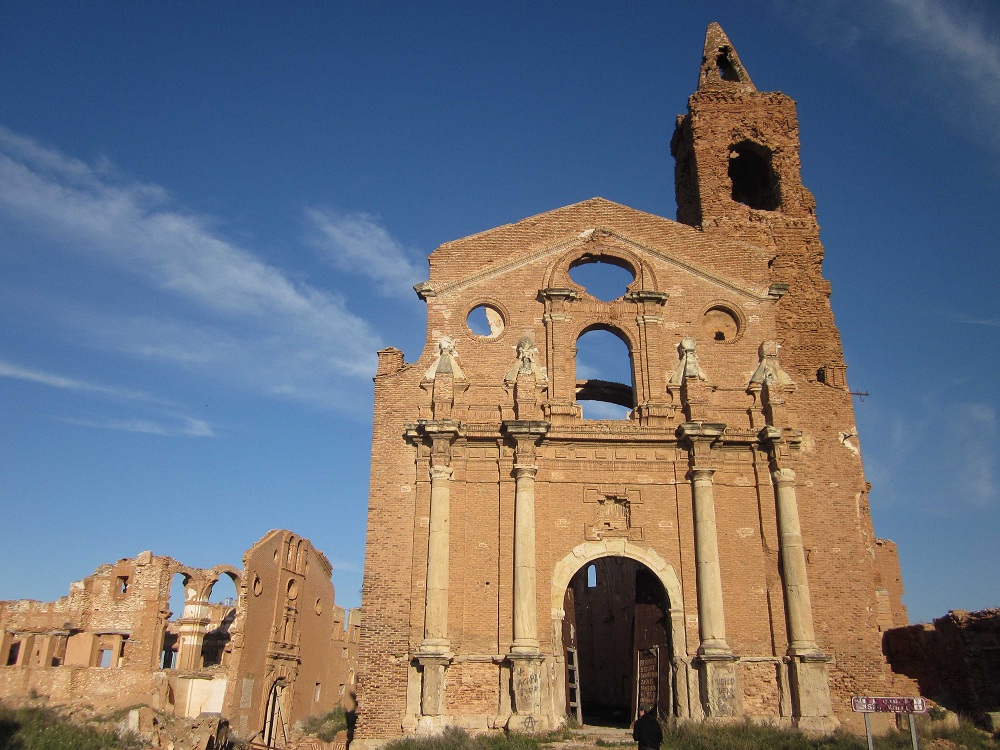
[{"left": 356, "top": 24, "right": 912, "bottom": 742}]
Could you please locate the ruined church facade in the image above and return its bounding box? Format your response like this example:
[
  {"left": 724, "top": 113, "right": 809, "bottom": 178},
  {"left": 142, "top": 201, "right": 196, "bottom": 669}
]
[{"left": 357, "top": 25, "right": 910, "bottom": 742}]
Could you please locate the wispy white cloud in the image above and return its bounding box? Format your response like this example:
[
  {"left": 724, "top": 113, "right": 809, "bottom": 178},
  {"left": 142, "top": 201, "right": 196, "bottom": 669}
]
[
  {"left": 785, "top": 0, "right": 1000, "bottom": 153},
  {"left": 1, "top": 359, "right": 214, "bottom": 437},
  {"left": 54, "top": 414, "right": 213, "bottom": 438},
  {"left": 0, "top": 127, "right": 384, "bottom": 407},
  {"left": 948, "top": 312, "right": 1000, "bottom": 327},
  {"left": 0, "top": 359, "right": 154, "bottom": 402},
  {"left": 883, "top": 0, "right": 1000, "bottom": 147},
  {"left": 305, "top": 208, "right": 423, "bottom": 297}
]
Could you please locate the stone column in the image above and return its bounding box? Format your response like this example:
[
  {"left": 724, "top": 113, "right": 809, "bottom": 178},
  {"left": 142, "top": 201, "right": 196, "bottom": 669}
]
[
  {"left": 678, "top": 422, "right": 740, "bottom": 718},
  {"left": 421, "top": 462, "right": 453, "bottom": 655},
  {"left": 415, "top": 425, "right": 458, "bottom": 722},
  {"left": 772, "top": 467, "right": 819, "bottom": 655},
  {"left": 503, "top": 421, "right": 549, "bottom": 729},
  {"left": 690, "top": 466, "right": 729, "bottom": 656},
  {"left": 512, "top": 462, "right": 539, "bottom": 654},
  {"left": 760, "top": 427, "right": 836, "bottom": 731}
]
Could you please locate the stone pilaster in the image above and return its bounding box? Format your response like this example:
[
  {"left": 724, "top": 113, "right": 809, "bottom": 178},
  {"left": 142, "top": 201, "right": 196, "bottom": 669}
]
[{"left": 678, "top": 422, "right": 741, "bottom": 718}]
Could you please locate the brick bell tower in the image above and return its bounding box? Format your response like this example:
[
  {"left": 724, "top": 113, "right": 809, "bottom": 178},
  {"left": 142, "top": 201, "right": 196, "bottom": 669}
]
[
  {"left": 672, "top": 23, "right": 847, "bottom": 385},
  {"left": 355, "top": 23, "right": 910, "bottom": 745}
]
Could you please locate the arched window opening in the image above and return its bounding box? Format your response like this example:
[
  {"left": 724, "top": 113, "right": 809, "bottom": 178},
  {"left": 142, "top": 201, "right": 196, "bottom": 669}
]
[
  {"left": 575, "top": 328, "right": 634, "bottom": 420},
  {"left": 716, "top": 50, "right": 740, "bottom": 81},
  {"left": 161, "top": 573, "right": 188, "bottom": 669},
  {"left": 728, "top": 141, "right": 780, "bottom": 211},
  {"left": 563, "top": 558, "right": 674, "bottom": 727},
  {"left": 201, "top": 573, "right": 238, "bottom": 668},
  {"left": 569, "top": 258, "right": 636, "bottom": 301},
  {"left": 209, "top": 574, "right": 238, "bottom": 607}
]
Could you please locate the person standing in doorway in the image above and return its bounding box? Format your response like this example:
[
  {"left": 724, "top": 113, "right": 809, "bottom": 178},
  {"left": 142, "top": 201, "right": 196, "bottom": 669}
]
[{"left": 632, "top": 706, "right": 663, "bottom": 750}]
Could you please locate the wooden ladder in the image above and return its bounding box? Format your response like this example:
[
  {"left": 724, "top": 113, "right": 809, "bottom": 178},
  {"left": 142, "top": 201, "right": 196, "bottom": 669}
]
[{"left": 566, "top": 646, "right": 583, "bottom": 725}]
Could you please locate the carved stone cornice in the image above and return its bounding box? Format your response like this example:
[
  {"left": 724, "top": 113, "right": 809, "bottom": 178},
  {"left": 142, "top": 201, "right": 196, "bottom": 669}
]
[
  {"left": 677, "top": 422, "right": 726, "bottom": 444},
  {"left": 501, "top": 420, "right": 550, "bottom": 438}
]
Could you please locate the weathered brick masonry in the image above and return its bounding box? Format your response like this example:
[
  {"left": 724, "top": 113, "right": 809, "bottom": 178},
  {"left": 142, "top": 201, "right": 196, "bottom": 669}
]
[
  {"left": 1, "top": 530, "right": 360, "bottom": 741},
  {"left": 357, "top": 24, "right": 913, "bottom": 742}
]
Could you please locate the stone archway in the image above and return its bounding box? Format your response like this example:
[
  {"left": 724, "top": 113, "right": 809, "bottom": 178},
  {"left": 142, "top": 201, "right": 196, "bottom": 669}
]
[{"left": 549, "top": 541, "right": 692, "bottom": 723}]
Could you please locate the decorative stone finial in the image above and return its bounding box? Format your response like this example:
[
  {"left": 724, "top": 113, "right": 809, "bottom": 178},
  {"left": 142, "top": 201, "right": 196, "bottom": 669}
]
[
  {"left": 749, "top": 340, "right": 794, "bottom": 389},
  {"left": 668, "top": 336, "right": 710, "bottom": 386},
  {"left": 424, "top": 336, "right": 465, "bottom": 380},
  {"left": 505, "top": 335, "right": 547, "bottom": 382}
]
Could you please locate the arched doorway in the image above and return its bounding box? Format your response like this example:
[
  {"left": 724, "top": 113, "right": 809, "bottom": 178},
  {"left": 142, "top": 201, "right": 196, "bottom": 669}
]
[
  {"left": 563, "top": 557, "right": 673, "bottom": 727},
  {"left": 551, "top": 543, "right": 689, "bottom": 727}
]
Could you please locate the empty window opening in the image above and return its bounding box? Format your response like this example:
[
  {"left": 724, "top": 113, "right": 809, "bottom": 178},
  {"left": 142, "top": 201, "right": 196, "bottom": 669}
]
[
  {"left": 6, "top": 640, "right": 20, "bottom": 666},
  {"left": 314, "top": 683, "right": 322, "bottom": 702},
  {"left": 586, "top": 564, "right": 597, "bottom": 588},
  {"left": 729, "top": 141, "right": 780, "bottom": 211},
  {"left": 209, "top": 574, "right": 238, "bottom": 607},
  {"left": 569, "top": 257, "right": 636, "bottom": 301},
  {"left": 98, "top": 648, "right": 113, "bottom": 668},
  {"left": 466, "top": 304, "right": 505, "bottom": 338},
  {"left": 716, "top": 50, "right": 740, "bottom": 81},
  {"left": 575, "top": 328, "right": 634, "bottom": 420},
  {"left": 564, "top": 558, "right": 674, "bottom": 727},
  {"left": 201, "top": 576, "right": 237, "bottom": 668},
  {"left": 168, "top": 573, "right": 189, "bottom": 622},
  {"left": 116, "top": 575, "right": 129, "bottom": 595},
  {"left": 161, "top": 634, "right": 179, "bottom": 669}
]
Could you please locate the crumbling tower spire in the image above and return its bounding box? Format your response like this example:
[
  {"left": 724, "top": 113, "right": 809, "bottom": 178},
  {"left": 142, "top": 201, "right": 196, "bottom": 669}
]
[
  {"left": 671, "top": 22, "right": 846, "bottom": 382},
  {"left": 697, "top": 22, "right": 756, "bottom": 92}
]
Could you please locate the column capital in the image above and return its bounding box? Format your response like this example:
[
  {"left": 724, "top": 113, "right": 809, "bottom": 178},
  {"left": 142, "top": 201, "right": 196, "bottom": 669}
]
[
  {"left": 513, "top": 465, "right": 538, "bottom": 480},
  {"left": 429, "top": 465, "right": 454, "bottom": 481},
  {"left": 687, "top": 466, "right": 717, "bottom": 483},
  {"left": 758, "top": 425, "right": 803, "bottom": 448},
  {"left": 772, "top": 467, "right": 796, "bottom": 486},
  {"left": 677, "top": 421, "right": 726, "bottom": 443}
]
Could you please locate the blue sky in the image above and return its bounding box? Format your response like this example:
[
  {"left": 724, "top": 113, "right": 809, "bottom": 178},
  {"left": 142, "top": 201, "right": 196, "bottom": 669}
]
[{"left": 1, "top": 1, "right": 997, "bottom": 622}]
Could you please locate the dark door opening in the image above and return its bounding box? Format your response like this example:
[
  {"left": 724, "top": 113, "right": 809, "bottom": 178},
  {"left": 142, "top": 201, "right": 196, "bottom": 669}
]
[{"left": 564, "top": 557, "right": 673, "bottom": 727}]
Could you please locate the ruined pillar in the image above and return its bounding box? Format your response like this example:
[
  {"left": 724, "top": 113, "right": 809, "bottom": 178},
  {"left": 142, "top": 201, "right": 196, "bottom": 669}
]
[
  {"left": 512, "top": 462, "right": 539, "bottom": 654},
  {"left": 415, "top": 425, "right": 458, "bottom": 720},
  {"left": 678, "top": 422, "right": 740, "bottom": 718},
  {"left": 176, "top": 579, "right": 211, "bottom": 671},
  {"left": 761, "top": 427, "right": 836, "bottom": 731},
  {"left": 503, "top": 421, "right": 549, "bottom": 729}
]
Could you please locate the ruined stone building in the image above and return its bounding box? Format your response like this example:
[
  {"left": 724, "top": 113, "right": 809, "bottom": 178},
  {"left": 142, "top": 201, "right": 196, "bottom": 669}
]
[
  {"left": 356, "top": 24, "right": 913, "bottom": 743},
  {"left": 884, "top": 608, "right": 1000, "bottom": 721},
  {"left": 0, "top": 530, "right": 360, "bottom": 741}
]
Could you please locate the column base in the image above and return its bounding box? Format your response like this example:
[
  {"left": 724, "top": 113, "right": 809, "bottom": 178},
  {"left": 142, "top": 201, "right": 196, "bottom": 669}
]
[
  {"left": 696, "top": 653, "right": 741, "bottom": 718},
  {"left": 788, "top": 654, "right": 837, "bottom": 732},
  {"left": 416, "top": 654, "right": 453, "bottom": 717},
  {"left": 507, "top": 652, "right": 546, "bottom": 724}
]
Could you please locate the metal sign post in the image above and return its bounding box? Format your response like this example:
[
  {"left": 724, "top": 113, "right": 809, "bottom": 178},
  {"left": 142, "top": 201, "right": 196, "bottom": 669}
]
[{"left": 852, "top": 697, "right": 927, "bottom": 750}]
